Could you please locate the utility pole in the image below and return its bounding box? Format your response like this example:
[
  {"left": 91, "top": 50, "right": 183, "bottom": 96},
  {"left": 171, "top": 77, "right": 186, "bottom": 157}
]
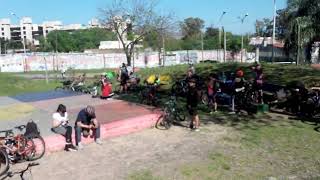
[
  {"left": 11, "top": 12, "right": 27, "bottom": 71},
  {"left": 223, "top": 27, "right": 227, "bottom": 62},
  {"left": 272, "top": 0, "right": 277, "bottom": 63},
  {"left": 218, "top": 28, "right": 221, "bottom": 61},
  {"left": 240, "top": 13, "right": 249, "bottom": 63},
  {"left": 218, "top": 11, "right": 227, "bottom": 62},
  {"left": 201, "top": 30, "right": 204, "bottom": 62}
]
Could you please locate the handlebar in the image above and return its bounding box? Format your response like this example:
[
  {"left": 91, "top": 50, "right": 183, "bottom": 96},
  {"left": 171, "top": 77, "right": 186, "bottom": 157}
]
[{"left": 14, "top": 125, "right": 26, "bottom": 131}]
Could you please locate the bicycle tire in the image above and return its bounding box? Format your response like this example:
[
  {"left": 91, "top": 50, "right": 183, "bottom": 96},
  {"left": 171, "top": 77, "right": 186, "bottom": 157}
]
[
  {"left": 175, "top": 111, "right": 186, "bottom": 122},
  {"left": 26, "top": 135, "right": 46, "bottom": 161},
  {"left": 0, "top": 148, "right": 9, "bottom": 177},
  {"left": 155, "top": 113, "right": 172, "bottom": 130}
]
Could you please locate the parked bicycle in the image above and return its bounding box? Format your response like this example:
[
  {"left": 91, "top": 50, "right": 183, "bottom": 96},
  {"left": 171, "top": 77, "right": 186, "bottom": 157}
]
[
  {"left": 171, "top": 79, "right": 188, "bottom": 97},
  {"left": 156, "top": 96, "right": 186, "bottom": 130},
  {"left": 140, "top": 84, "right": 159, "bottom": 106},
  {"left": 0, "top": 125, "right": 45, "bottom": 176}
]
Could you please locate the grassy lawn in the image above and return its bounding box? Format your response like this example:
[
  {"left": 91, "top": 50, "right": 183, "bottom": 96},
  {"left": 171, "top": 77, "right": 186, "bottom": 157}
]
[
  {"left": 125, "top": 63, "right": 320, "bottom": 179},
  {"left": 0, "top": 73, "right": 60, "bottom": 96},
  {"left": 136, "top": 62, "right": 320, "bottom": 87},
  {"left": 127, "top": 113, "right": 320, "bottom": 179}
]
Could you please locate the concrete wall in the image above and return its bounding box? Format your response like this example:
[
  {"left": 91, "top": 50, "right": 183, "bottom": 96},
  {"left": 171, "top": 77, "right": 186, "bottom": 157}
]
[{"left": 0, "top": 50, "right": 255, "bottom": 72}]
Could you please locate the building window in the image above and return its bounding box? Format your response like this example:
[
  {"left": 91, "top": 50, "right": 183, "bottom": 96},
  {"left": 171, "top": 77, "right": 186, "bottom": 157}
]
[
  {"left": 24, "top": 31, "right": 26, "bottom": 35},
  {"left": 1, "top": 28, "right": 3, "bottom": 31},
  {"left": 23, "top": 27, "right": 26, "bottom": 30},
  {"left": 1, "top": 33, "right": 4, "bottom": 36}
]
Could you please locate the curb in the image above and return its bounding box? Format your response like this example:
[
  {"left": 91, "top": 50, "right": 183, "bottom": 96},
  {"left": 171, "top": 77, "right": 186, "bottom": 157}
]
[{"left": 44, "top": 113, "right": 161, "bottom": 153}]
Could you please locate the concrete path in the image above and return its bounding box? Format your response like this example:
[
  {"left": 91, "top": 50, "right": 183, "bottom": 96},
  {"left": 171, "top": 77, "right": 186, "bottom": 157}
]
[{"left": 0, "top": 91, "right": 160, "bottom": 152}]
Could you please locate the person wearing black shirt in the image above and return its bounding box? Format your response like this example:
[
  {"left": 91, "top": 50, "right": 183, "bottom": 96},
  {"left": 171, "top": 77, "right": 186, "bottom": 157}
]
[
  {"left": 187, "top": 78, "right": 201, "bottom": 131},
  {"left": 75, "top": 106, "right": 102, "bottom": 150}
]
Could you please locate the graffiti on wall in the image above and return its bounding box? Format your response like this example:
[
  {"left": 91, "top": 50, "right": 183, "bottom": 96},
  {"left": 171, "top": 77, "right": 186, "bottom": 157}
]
[{"left": 0, "top": 50, "right": 255, "bottom": 72}]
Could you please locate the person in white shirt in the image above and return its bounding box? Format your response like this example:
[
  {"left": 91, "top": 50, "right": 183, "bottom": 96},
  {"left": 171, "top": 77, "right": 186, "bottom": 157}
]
[{"left": 51, "top": 104, "right": 77, "bottom": 151}]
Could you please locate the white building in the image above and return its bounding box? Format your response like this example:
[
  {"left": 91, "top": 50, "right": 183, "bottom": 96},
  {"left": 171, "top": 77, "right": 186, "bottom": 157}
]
[{"left": 0, "top": 17, "right": 103, "bottom": 47}]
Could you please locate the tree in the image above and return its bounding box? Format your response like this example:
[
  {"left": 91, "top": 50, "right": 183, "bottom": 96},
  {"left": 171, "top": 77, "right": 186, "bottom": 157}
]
[
  {"left": 180, "top": 17, "right": 205, "bottom": 40},
  {"left": 39, "top": 28, "right": 116, "bottom": 52},
  {"left": 100, "top": 0, "right": 173, "bottom": 66}
]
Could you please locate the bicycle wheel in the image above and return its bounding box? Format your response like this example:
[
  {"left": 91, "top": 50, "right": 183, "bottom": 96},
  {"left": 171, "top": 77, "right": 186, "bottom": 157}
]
[
  {"left": 175, "top": 110, "right": 186, "bottom": 122},
  {"left": 0, "top": 148, "right": 9, "bottom": 177},
  {"left": 155, "top": 113, "right": 172, "bottom": 130},
  {"left": 26, "top": 135, "right": 46, "bottom": 161}
]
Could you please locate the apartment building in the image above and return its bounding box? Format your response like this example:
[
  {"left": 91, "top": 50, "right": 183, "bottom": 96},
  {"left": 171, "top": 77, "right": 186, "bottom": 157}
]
[{"left": 0, "top": 17, "right": 102, "bottom": 46}]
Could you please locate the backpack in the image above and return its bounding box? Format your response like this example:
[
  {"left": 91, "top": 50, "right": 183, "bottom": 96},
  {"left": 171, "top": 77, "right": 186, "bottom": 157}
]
[
  {"left": 120, "top": 67, "right": 128, "bottom": 76},
  {"left": 24, "top": 120, "right": 40, "bottom": 137}
]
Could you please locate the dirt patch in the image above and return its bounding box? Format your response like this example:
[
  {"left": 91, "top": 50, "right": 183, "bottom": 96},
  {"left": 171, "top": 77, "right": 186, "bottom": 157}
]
[{"left": 7, "top": 123, "right": 229, "bottom": 180}]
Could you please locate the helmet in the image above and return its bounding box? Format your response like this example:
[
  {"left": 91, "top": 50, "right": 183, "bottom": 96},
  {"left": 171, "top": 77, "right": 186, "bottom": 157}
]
[{"left": 236, "top": 70, "right": 244, "bottom": 77}]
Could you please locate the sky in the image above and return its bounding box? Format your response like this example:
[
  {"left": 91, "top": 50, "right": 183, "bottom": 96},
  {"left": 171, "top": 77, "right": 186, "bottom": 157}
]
[{"left": 0, "top": 0, "right": 287, "bottom": 34}]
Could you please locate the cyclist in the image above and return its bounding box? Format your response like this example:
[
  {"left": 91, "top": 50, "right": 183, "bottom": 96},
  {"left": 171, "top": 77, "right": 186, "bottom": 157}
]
[
  {"left": 51, "top": 104, "right": 77, "bottom": 152},
  {"left": 187, "top": 78, "right": 201, "bottom": 131},
  {"left": 119, "top": 63, "right": 129, "bottom": 93},
  {"left": 207, "top": 73, "right": 220, "bottom": 114},
  {"left": 252, "top": 63, "right": 264, "bottom": 104},
  {"left": 144, "top": 74, "right": 161, "bottom": 99},
  {"left": 75, "top": 106, "right": 102, "bottom": 150},
  {"left": 101, "top": 78, "right": 114, "bottom": 99}
]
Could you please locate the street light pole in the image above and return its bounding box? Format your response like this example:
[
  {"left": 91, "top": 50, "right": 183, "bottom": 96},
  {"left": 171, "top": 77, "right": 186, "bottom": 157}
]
[
  {"left": 272, "top": 0, "right": 277, "bottom": 63},
  {"left": 218, "top": 11, "right": 226, "bottom": 62},
  {"left": 11, "top": 12, "right": 27, "bottom": 71},
  {"left": 201, "top": 30, "right": 204, "bottom": 62},
  {"left": 240, "top": 13, "right": 249, "bottom": 63}
]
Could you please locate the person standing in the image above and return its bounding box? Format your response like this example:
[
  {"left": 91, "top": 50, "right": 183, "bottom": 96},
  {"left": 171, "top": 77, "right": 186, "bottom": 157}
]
[
  {"left": 119, "top": 63, "right": 129, "bottom": 93},
  {"left": 207, "top": 74, "right": 220, "bottom": 114},
  {"left": 252, "top": 63, "right": 264, "bottom": 104},
  {"left": 187, "top": 78, "right": 201, "bottom": 131},
  {"left": 51, "top": 104, "right": 77, "bottom": 152}
]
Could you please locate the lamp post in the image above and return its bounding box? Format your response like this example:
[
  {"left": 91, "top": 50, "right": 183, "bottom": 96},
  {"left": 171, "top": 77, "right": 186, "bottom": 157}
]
[
  {"left": 200, "top": 29, "right": 204, "bottom": 62},
  {"left": 10, "top": 12, "right": 27, "bottom": 71},
  {"left": 218, "top": 11, "right": 227, "bottom": 62},
  {"left": 240, "top": 13, "right": 249, "bottom": 63}
]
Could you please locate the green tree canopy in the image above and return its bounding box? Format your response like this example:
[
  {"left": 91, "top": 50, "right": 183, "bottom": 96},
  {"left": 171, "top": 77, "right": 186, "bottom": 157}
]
[{"left": 39, "top": 28, "right": 117, "bottom": 52}]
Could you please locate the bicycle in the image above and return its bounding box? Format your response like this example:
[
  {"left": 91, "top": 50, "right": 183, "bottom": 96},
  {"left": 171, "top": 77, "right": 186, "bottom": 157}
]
[
  {"left": 0, "top": 125, "right": 46, "bottom": 164},
  {"left": 140, "top": 84, "right": 160, "bottom": 106},
  {"left": 171, "top": 79, "right": 188, "bottom": 97},
  {"left": 4, "top": 162, "right": 39, "bottom": 180},
  {"left": 0, "top": 147, "right": 9, "bottom": 177},
  {"left": 156, "top": 96, "right": 186, "bottom": 130}
]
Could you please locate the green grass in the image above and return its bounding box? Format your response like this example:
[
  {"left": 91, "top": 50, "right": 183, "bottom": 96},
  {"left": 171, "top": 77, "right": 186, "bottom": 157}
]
[
  {"left": 0, "top": 73, "right": 60, "bottom": 96},
  {"left": 135, "top": 62, "right": 320, "bottom": 88},
  {"left": 178, "top": 114, "right": 320, "bottom": 179}
]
